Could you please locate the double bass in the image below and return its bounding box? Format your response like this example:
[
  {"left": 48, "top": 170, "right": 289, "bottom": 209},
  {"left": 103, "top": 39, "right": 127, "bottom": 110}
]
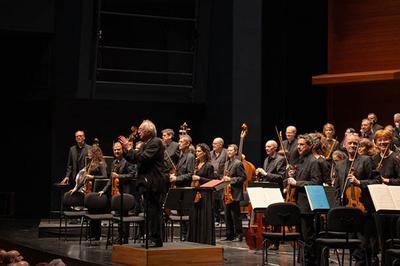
[{"left": 238, "top": 123, "right": 256, "bottom": 190}]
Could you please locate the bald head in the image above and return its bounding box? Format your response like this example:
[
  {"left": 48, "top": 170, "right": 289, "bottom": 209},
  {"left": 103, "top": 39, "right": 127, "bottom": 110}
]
[{"left": 265, "top": 140, "right": 278, "bottom": 156}]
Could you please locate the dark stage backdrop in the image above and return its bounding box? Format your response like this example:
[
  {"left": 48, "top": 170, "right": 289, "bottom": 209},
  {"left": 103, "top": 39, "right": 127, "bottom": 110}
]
[{"left": 1, "top": 0, "right": 329, "bottom": 217}]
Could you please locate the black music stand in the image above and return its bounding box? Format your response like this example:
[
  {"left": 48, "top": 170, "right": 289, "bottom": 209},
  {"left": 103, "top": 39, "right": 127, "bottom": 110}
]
[{"left": 163, "top": 187, "right": 195, "bottom": 242}]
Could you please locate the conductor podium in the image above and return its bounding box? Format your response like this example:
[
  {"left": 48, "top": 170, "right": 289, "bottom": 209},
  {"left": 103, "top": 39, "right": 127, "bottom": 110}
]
[{"left": 112, "top": 184, "right": 225, "bottom": 266}]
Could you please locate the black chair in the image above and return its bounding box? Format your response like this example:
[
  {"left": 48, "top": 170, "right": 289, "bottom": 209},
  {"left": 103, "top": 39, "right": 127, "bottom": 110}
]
[
  {"left": 59, "top": 191, "right": 87, "bottom": 240},
  {"left": 110, "top": 194, "right": 145, "bottom": 244},
  {"left": 79, "top": 192, "right": 113, "bottom": 248},
  {"left": 385, "top": 216, "right": 400, "bottom": 266},
  {"left": 315, "top": 207, "right": 368, "bottom": 266},
  {"left": 262, "top": 202, "right": 301, "bottom": 266}
]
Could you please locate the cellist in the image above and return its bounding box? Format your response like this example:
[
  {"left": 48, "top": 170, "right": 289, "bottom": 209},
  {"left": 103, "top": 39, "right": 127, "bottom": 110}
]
[
  {"left": 98, "top": 142, "right": 136, "bottom": 244},
  {"left": 334, "top": 133, "right": 379, "bottom": 265},
  {"left": 285, "top": 134, "right": 322, "bottom": 265}
]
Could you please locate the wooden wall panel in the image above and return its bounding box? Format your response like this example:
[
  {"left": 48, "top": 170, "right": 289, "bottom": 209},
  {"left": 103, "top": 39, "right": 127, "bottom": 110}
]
[{"left": 328, "top": 0, "right": 400, "bottom": 73}]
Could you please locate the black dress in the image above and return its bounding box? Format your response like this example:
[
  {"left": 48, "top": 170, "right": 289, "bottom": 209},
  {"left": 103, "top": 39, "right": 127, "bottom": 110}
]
[{"left": 188, "top": 162, "right": 216, "bottom": 244}]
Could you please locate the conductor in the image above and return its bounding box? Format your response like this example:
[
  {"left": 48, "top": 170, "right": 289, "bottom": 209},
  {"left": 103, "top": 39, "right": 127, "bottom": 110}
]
[{"left": 118, "top": 119, "right": 166, "bottom": 248}]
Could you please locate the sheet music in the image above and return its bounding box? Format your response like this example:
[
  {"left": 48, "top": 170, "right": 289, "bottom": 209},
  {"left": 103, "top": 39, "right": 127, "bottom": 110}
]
[
  {"left": 247, "top": 187, "right": 284, "bottom": 210},
  {"left": 305, "top": 185, "right": 330, "bottom": 211},
  {"left": 368, "top": 184, "right": 400, "bottom": 211}
]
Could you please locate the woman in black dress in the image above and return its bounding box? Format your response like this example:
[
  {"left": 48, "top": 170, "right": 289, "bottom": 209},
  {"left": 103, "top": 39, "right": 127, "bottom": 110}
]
[{"left": 188, "top": 143, "right": 216, "bottom": 244}]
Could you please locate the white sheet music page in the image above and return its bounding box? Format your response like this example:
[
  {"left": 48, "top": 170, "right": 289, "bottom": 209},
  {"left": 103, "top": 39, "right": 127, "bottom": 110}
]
[
  {"left": 368, "top": 184, "right": 399, "bottom": 211},
  {"left": 247, "top": 187, "right": 284, "bottom": 210}
]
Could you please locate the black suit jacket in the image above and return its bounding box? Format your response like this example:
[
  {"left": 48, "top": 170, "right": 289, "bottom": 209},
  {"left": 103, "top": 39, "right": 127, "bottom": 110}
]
[
  {"left": 261, "top": 154, "right": 286, "bottom": 186},
  {"left": 224, "top": 158, "right": 246, "bottom": 202},
  {"left": 65, "top": 143, "right": 90, "bottom": 181},
  {"left": 125, "top": 137, "right": 167, "bottom": 193},
  {"left": 175, "top": 150, "right": 195, "bottom": 187},
  {"left": 102, "top": 158, "right": 136, "bottom": 194},
  {"left": 290, "top": 152, "right": 322, "bottom": 213},
  {"left": 283, "top": 139, "right": 300, "bottom": 164},
  {"left": 334, "top": 155, "right": 378, "bottom": 213}
]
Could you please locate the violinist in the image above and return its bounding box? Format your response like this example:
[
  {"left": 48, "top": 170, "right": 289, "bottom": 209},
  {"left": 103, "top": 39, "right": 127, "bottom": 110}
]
[
  {"left": 334, "top": 133, "right": 379, "bottom": 265},
  {"left": 309, "top": 132, "right": 331, "bottom": 186},
  {"left": 322, "top": 123, "right": 339, "bottom": 160},
  {"left": 98, "top": 142, "right": 136, "bottom": 244},
  {"left": 285, "top": 134, "right": 322, "bottom": 266},
  {"left": 169, "top": 134, "right": 195, "bottom": 241},
  {"left": 70, "top": 144, "right": 107, "bottom": 241},
  {"left": 210, "top": 137, "right": 227, "bottom": 224},
  {"left": 222, "top": 144, "right": 246, "bottom": 242},
  {"left": 372, "top": 129, "right": 400, "bottom": 185},
  {"left": 188, "top": 143, "right": 216, "bottom": 244}
]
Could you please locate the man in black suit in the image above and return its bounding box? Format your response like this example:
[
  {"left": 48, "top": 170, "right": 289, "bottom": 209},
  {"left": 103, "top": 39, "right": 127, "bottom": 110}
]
[
  {"left": 334, "top": 133, "right": 379, "bottom": 265},
  {"left": 119, "top": 120, "right": 166, "bottom": 248},
  {"left": 162, "top": 128, "right": 180, "bottom": 166},
  {"left": 367, "top": 113, "right": 383, "bottom": 134},
  {"left": 61, "top": 130, "right": 91, "bottom": 187},
  {"left": 286, "top": 134, "right": 322, "bottom": 265},
  {"left": 256, "top": 140, "right": 286, "bottom": 186},
  {"left": 99, "top": 142, "right": 136, "bottom": 244},
  {"left": 282, "top": 125, "right": 300, "bottom": 164},
  {"left": 222, "top": 144, "right": 246, "bottom": 242}
]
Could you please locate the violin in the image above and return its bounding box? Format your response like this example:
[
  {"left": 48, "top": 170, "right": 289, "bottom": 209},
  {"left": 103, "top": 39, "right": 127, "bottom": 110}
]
[
  {"left": 111, "top": 160, "right": 121, "bottom": 196},
  {"left": 285, "top": 165, "right": 298, "bottom": 204},
  {"left": 344, "top": 167, "right": 366, "bottom": 213},
  {"left": 343, "top": 143, "right": 366, "bottom": 213}
]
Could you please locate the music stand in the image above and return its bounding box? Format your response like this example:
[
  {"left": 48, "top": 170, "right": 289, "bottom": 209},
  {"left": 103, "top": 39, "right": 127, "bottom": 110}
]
[{"left": 163, "top": 187, "right": 196, "bottom": 241}]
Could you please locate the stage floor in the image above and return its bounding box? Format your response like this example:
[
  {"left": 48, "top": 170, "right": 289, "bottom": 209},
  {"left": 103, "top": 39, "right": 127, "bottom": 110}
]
[{"left": 0, "top": 218, "right": 346, "bottom": 265}]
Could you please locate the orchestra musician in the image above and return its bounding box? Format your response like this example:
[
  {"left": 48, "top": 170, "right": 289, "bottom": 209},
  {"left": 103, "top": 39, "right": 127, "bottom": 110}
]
[
  {"left": 222, "top": 144, "right": 246, "bottom": 242},
  {"left": 60, "top": 130, "right": 91, "bottom": 187},
  {"left": 210, "top": 137, "right": 227, "bottom": 224},
  {"left": 322, "top": 123, "right": 339, "bottom": 160},
  {"left": 360, "top": 118, "right": 374, "bottom": 141},
  {"left": 118, "top": 119, "right": 166, "bottom": 248},
  {"left": 161, "top": 128, "right": 180, "bottom": 166},
  {"left": 255, "top": 139, "right": 286, "bottom": 250},
  {"left": 285, "top": 134, "right": 322, "bottom": 265},
  {"left": 71, "top": 144, "right": 107, "bottom": 241},
  {"left": 334, "top": 133, "right": 380, "bottom": 265},
  {"left": 169, "top": 134, "right": 195, "bottom": 241},
  {"left": 367, "top": 113, "right": 383, "bottom": 134},
  {"left": 188, "top": 143, "right": 217, "bottom": 244},
  {"left": 282, "top": 125, "right": 300, "bottom": 165},
  {"left": 256, "top": 140, "right": 286, "bottom": 187},
  {"left": 98, "top": 142, "right": 136, "bottom": 244}
]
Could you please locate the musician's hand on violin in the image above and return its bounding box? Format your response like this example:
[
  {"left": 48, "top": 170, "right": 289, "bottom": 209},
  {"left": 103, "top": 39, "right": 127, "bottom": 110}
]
[
  {"left": 61, "top": 177, "right": 69, "bottom": 185},
  {"left": 192, "top": 175, "right": 200, "bottom": 181},
  {"left": 381, "top": 176, "right": 389, "bottom": 184},
  {"left": 169, "top": 174, "right": 177, "bottom": 182},
  {"left": 347, "top": 174, "right": 360, "bottom": 185},
  {"left": 86, "top": 174, "right": 94, "bottom": 180},
  {"left": 70, "top": 188, "right": 77, "bottom": 194},
  {"left": 287, "top": 177, "right": 296, "bottom": 186},
  {"left": 98, "top": 191, "right": 104, "bottom": 197},
  {"left": 255, "top": 168, "right": 266, "bottom": 176}
]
